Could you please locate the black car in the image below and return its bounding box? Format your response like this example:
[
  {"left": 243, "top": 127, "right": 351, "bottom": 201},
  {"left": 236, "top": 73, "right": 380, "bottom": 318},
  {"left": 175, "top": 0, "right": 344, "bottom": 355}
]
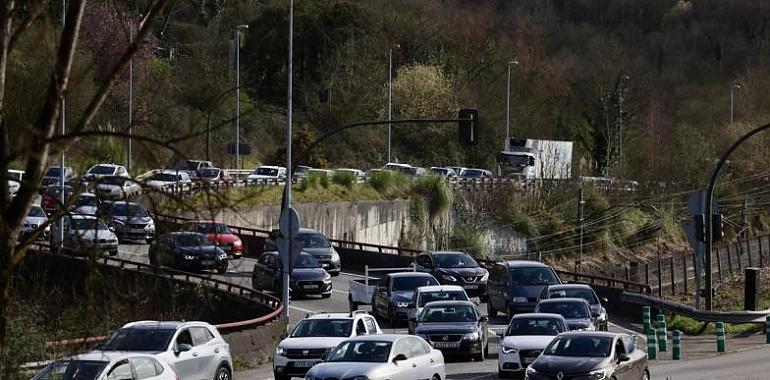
[
  {"left": 526, "top": 332, "right": 649, "bottom": 380},
  {"left": 266, "top": 228, "right": 341, "bottom": 276},
  {"left": 251, "top": 251, "right": 332, "bottom": 298},
  {"left": 414, "top": 251, "right": 489, "bottom": 299},
  {"left": 486, "top": 260, "right": 561, "bottom": 317},
  {"left": 411, "top": 300, "right": 489, "bottom": 361},
  {"left": 149, "top": 232, "right": 228, "bottom": 273},
  {"left": 534, "top": 298, "right": 596, "bottom": 331},
  {"left": 542, "top": 284, "right": 609, "bottom": 331},
  {"left": 97, "top": 201, "right": 156, "bottom": 243},
  {"left": 371, "top": 272, "right": 439, "bottom": 326}
]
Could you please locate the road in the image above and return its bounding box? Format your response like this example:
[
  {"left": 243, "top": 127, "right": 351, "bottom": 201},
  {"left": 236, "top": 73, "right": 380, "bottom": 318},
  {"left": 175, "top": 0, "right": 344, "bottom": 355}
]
[{"left": 650, "top": 345, "right": 770, "bottom": 380}]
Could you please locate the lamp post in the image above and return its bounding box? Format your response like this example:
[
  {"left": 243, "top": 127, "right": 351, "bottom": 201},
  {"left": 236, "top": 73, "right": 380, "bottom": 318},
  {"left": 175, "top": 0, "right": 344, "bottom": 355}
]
[
  {"left": 127, "top": 21, "right": 134, "bottom": 173},
  {"left": 58, "top": 0, "right": 66, "bottom": 252},
  {"left": 505, "top": 60, "right": 518, "bottom": 150},
  {"left": 234, "top": 24, "right": 249, "bottom": 171},
  {"left": 730, "top": 82, "right": 741, "bottom": 125},
  {"left": 387, "top": 46, "right": 399, "bottom": 163},
  {"left": 281, "top": 0, "right": 294, "bottom": 324}
]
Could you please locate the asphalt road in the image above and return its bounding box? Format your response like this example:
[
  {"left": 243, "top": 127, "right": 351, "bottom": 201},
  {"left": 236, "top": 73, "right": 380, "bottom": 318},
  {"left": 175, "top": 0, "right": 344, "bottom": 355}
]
[{"left": 650, "top": 344, "right": 770, "bottom": 380}]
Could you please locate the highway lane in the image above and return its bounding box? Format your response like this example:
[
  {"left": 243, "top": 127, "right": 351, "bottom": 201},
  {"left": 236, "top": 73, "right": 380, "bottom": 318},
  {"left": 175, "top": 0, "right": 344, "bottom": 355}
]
[{"left": 650, "top": 344, "right": 770, "bottom": 380}]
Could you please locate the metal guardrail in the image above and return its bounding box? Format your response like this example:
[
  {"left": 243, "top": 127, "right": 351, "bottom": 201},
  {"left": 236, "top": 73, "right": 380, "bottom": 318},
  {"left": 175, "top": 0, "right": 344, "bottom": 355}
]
[
  {"left": 622, "top": 291, "right": 769, "bottom": 323},
  {"left": 555, "top": 269, "right": 653, "bottom": 294}
]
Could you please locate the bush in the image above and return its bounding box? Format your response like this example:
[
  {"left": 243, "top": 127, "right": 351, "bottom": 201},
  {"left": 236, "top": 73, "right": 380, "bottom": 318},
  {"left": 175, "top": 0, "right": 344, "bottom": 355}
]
[
  {"left": 449, "top": 225, "right": 485, "bottom": 258},
  {"left": 502, "top": 206, "right": 539, "bottom": 238},
  {"left": 332, "top": 171, "right": 356, "bottom": 188},
  {"left": 369, "top": 171, "right": 392, "bottom": 192},
  {"left": 413, "top": 175, "right": 452, "bottom": 221}
]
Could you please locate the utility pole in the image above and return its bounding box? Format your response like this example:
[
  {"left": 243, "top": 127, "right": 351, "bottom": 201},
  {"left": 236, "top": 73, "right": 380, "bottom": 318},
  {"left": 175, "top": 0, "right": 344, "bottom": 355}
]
[
  {"left": 58, "top": 0, "right": 66, "bottom": 253},
  {"left": 127, "top": 21, "right": 133, "bottom": 173},
  {"left": 235, "top": 24, "right": 249, "bottom": 171},
  {"left": 577, "top": 186, "right": 585, "bottom": 272},
  {"left": 281, "top": 0, "right": 294, "bottom": 325},
  {"left": 387, "top": 47, "right": 394, "bottom": 163},
  {"left": 741, "top": 199, "right": 748, "bottom": 239},
  {"left": 505, "top": 61, "right": 518, "bottom": 150}
]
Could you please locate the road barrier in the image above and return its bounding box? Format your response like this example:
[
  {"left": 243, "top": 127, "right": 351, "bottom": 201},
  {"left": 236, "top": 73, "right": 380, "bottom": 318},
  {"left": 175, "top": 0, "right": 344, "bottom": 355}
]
[
  {"left": 672, "top": 330, "right": 682, "bottom": 360},
  {"left": 646, "top": 328, "right": 658, "bottom": 360},
  {"left": 622, "top": 291, "right": 770, "bottom": 324},
  {"left": 657, "top": 314, "right": 668, "bottom": 352},
  {"left": 766, "top": 316, "right": 770, "bottom": 344},
  {"left": 643, "top": 306, "right": 652, "bottom": 333},
  {"left": 716, "top": 321, "right": 726, "bottom": 352}
]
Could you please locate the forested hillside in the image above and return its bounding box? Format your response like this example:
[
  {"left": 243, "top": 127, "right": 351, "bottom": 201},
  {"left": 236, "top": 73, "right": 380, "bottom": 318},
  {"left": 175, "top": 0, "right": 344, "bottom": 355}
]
[{"left": 10, "top": 0, "right": 770, "bottom": 186}]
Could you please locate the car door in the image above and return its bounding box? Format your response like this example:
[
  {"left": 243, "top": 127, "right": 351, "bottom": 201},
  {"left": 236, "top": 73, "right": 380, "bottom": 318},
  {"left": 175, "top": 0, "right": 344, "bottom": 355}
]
[
  {"left": 611, "top": 337, "right": 634, "bottom": 380},
  {"left": 169, "top": 329, "right": 199, "bottom": 380},
  {"left": 622, "top": 335, "right": 645, "bottom": 379},
  {"left": 407, "top": 336, "right": 436, "bottom": 380},
  {"left": 190, "top": 327, "right": 218, "bottom": 379},
  {"left": 374, "top": 276, "right": 389, "bottom": 316},
  {"left": 131, "top": 357, "right": 165, "bottom": 380},
  {"left": 389, "top": 338, "right": 417, "bottom": 380},
  {"left": 488, "top": 264, "right": 505, "bottom": 312}
]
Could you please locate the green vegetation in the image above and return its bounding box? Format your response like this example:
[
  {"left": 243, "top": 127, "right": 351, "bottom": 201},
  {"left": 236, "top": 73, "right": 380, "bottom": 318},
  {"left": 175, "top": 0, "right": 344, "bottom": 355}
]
[{"left": 666, "top": 315, "right": 760, "bottom": 336}]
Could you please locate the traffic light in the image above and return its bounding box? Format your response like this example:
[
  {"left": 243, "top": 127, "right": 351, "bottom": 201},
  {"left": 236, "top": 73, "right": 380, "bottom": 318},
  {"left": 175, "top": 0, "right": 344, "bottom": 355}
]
[
  {"left": 694, "top": 214, "right": 705, "bottom": 242},
  {"left": 458, "top": 108, "right": 479, "bottom": 146},
  {"left": 712, "top": 213, "right": 724, "bottom": 243}
]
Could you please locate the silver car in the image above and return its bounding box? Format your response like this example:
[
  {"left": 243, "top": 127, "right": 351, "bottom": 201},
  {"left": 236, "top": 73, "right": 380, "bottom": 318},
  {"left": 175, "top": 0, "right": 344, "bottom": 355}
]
[
  {"left": 96, "top": 320, "right": 233, "bottom": 380},
  {"left": 33, "top": 351, "right": 178, "bottom": 380},
  {"left": 305, "top": 334, "right": 445, "bottom": 380},
  {"left": 50, "top": 214, "right": 119, "bottom": 256},
  {"left": 21, "top": 205, "right": 49, "bottom": 240}
]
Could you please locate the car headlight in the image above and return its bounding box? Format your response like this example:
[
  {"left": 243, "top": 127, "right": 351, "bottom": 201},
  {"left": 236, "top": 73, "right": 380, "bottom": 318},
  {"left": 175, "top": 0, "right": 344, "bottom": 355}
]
[
  {"left": 323, "top": 275, "right": 332, "bottom": 283},
  {"left": 145, "top": 221, "right": 155, "bottom": 230},
  {"left": 526, "top": 366, "right": 538, "bottom": 376},
  {"left": 588, "top": 369, "right": 607, "bottom": 379},
  {"left": 501, "top": 344, "right": 518, "bottom": 354},
  {"left": 219, "top": 253, "right": 228, "bottom": 260},
  {"left": 480, "top": 270, "right": 489, "bottom": 282},
  {"left": 275, "top": 347, "right": 285, "bottom": 356},
  {"left": 184, "top": 255, "right": 195, "bottom": 260},
  {"left": 511, "top": 297, "right": 528, "bottom": 303},
  {"left": 441, "top": 274, "right": 457, "bottom": 282},
  {"left": 331, "top": 250, "right": 340, "bottom": 263},
  {"left": 397, "top": 302, "right": 409, "bottom": 308},
  {"left": 463, "top": 331, "right": 480, "bottom": 341}
]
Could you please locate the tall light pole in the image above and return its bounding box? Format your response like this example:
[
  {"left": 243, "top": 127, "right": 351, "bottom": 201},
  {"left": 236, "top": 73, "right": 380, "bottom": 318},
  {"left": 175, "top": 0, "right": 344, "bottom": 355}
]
[
  {"left": 235, "top": 24, "right": 249, "bottom": 171},
  {"left": 127, "top": 21, "right": 134, "bottom": 173},
  {"left": 387, "top": 46, "right": 398, "bottom": 163},
  {"left": 730, "top": 82, "right": 741, "bottom": 125},
  {"left": 281, "top": 1, "right": 293, "bottom": 324},
  {"left": 505, "top": 60, "right": 518, "bottom": 150},
  {"left": 58, "top": 0, "right": 66, "bottom": 252}
]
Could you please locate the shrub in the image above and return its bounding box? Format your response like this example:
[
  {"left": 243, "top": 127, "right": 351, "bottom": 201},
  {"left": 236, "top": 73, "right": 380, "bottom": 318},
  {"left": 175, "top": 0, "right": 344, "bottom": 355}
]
[{"left": 332, "top": 171, "right": 356, "bottom": 188}]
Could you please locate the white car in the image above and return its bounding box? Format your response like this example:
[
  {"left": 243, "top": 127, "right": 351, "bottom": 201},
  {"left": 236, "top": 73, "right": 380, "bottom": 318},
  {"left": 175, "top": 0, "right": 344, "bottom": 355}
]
[
  {"left": 50, "top": 214, "right": 119, "bottom": 256},
  {"left": 460, "top": 168, "right": 493, "bottom": 179},
  {"left": 96, "top": 320, "right": 232, "bottom": 380},
  {"left": 145, "top": 170, "right": 192, "bottom": 190},
  {"left": 382, "top": 162, "right": 414, "bottom": 174},
  {"left": 305, "top": 334, "right": 445, "bottom": 380},
  {"left": 247, "top": 165, "right": 287, "bottom": 181},
  {"left": 498, "top": 313, "right": 568, "bottom": 378},
  {"left": 21, "top": 205, "right": 49, "bottom": 239},
  {"left": 407, "top": 285, "right": 469, "bottom": 333},
  {"left": 84, "top": 163, "right": 130, "bottom": 181},
  {"left": 335, "top": 168, "right": 366, "bottom": 182},
  {"left": 430, "top": 167, "right": 458, "bottom": 177},
  {"left": 96, "top": 177, "right": 142, "bottom": 200},
  {"left": 32, "top": 351, "right": 179, "bottom": 380},
  {"left": 273, "top": 311, "right": 382, "bottom": 380},
  {"left": 7, "top": 169, "right": 23, "bottom": 197},
  {"left": 71, "top": 192, "right": 100, "bottom": 215}
]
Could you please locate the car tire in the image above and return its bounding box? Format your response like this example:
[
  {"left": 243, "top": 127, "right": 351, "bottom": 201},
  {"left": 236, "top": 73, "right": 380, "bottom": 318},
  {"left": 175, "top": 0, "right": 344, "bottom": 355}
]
[
  {"left": 431, "top": 375, "right": 440, "bottom": 380},
  {"left": 108, "top": 249, "right": 118, "bottom": 256},
  {"left": 641, "top": 369, "right": 650, "bottom": 380},
  {"left": 273, "top": 372, "right": 289, "bottom": 380},
  {"left": 217, "top": 264, "right": 227, "bottom": 274},
  {"left": 214, "top": 365, "right": 231, "bottom": 380},
  {"left": 498, "top": 369, "right": 511, "bottom": 379}
]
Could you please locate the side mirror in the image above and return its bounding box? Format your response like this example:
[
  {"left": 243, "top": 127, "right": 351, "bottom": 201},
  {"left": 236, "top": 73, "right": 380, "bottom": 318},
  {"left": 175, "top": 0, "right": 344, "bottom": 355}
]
[
  {"left": 392, "top": 354, "right": 407, "bottom": 363},
  {"left": 617, "top": 353, "right": 630, "bottom": 363},
  {"left": 601, "top": 297, "right": 609, "bottom": 304},
  {"left": 479, "top": 316, "right": 489, "bottom": 323},
  {"left": 174, "top": 343, "right": 193, "bottom": 355}
]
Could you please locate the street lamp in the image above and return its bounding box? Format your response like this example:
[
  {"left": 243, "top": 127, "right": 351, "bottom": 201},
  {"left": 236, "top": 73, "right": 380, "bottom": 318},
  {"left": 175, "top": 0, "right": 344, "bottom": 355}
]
[
  {"left": 234, "top": 24, "right": 249, "bottom": 171},
  {"left": 387, "top": 44, "right": 400, "bottom": 163},
  {"left": 505, "top": 60, "right": 518, "bottom": 150},
  {"left": 127, "top": 20, "right": 134, "bottom": 173},
  {"left": 730, "top": 82, "right": 741, "bottom": 125}
]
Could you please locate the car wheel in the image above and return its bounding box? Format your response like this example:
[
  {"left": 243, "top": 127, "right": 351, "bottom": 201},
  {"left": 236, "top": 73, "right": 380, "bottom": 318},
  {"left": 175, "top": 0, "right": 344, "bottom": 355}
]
[
  {"left": 214, "top": 365, "right": 231, "bottom": 380},
  {"left": 273, "top": 372, "right": 289, "bottom": 380},
  {"left": 431, "top": 375, "right": 440, "bottom": 380},
  {"left": 498, "top": 369, "right": 511, "bottom": 379},
  {"left": 641, "top": 369, "right": 650, "bottom": 380},
  {"left": 109, "top": 249, "right": 118, "bottom": 256},
  {"left": 217, "top": 264, "right": 227, "bottom": 274}
]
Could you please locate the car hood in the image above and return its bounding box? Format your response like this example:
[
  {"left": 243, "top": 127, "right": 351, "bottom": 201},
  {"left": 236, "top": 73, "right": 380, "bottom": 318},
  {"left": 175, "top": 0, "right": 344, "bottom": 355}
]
[
  {"left": 24, "top": 216, "right": 47, "bottom": 225},
  {"left": 415, "top": 321, "right": 478, "bottom": 335},
  {"left": 279, "top": 337, "right": 347, "bottom": 350},
  {"left": 113, "top": 216, "right": 152, "bottom": 224},
  {"left": 437, "top": 267, "right": 487, "bottom": 278},
  {"left": 307, "top": 362, "right": 383, "bottom": 379},
  {"left": 97, "top": 184, "right": 122, "bottom": 191},
  {"left": 177, "top": 246, "right": 221, "bottom": 256},
  {"left": 531, "top": 355, "right": 607, "bottom": 374},
  {"left": 74, "top": 206, "right": 97, "bottom": 215},
  {"left": 501, "top": 335, "right": 556, "bottom": 350},
  {"left": 391, "top": 291, "right": 414, "bottom": 302},
  {"left": 291, "top": 268, "right": 328, "bottom": 281},
  {"left": 206, "top": 234, "right": 240, "bottom": 244}
]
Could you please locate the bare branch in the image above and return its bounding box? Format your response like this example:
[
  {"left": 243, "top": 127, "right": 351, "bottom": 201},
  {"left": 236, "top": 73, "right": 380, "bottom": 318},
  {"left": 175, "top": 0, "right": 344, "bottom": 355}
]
[{"left": 8, "top": 0, "right": 48, "bottom": 52}]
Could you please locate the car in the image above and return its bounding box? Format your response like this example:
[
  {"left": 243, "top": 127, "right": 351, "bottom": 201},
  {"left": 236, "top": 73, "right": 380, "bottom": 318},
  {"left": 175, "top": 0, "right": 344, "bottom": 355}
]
[
  {"left": 170, "top": 159, "right": 215, "bottom": 180},
  {"left": 430, "top": 167, "right": 458, "bottom": 177},
  {"left": 83, "top": 163, "right": 129, "bottom": 182},
  {"left": 50, "top": 214, "right": 119, "bottom": 256},
  {"left": 98, "top": 201, "right": 155, "bottom": 243},
  {"left": 406, "top": 166, "right": 428, "bottom": 176},
  {"left": 448, "top": 166, "right": 468, "bottom": 176},
  {"left": 382, "top": 162, "right": 415, "bottom": 174},
  {"left": 534, "top": 298, "right": 595, "bottom": 331},
  {"left": 21, "top": 205, "right": 49, "bottom": 240},
  {"left": 144, "top": 170, "right": 192, "bottom": 190},
  {"left": 266, "top": 228, "right": 341, "bottom": 275},
  {"left": 71, "top": 192, "right": 100, "bottom": 215},
  {"left": 31, "top": 351, "right": 179, "bottom": 380},
  {"left": 307, "top": 168, "right": 335, "bottom": 177},
  {"left": 542, "top": 284, "right": 609, "bottom": 331},
  {"left": 407, "top": 285, "right": 469, "bottom": 333},
  {"left": 196, "top": 167, "right": 230, "bottom": 182},
  {"left": 41, "top": 165, "right": 76, "bottom": 186},
  {"left": 7, "top": 169, "right": 23, "bottom": 197},
  {"left": 96, "top": 320, "right": 232, "bottom": 380},
  {"left": 487, "top": 260, "right": 562, "bottom": 317},
  {"left": 247, "top": 165, "right": 286, "bottom": 180},
  {"left": 411, "top": 300, "right": 489, "bottom": 361},
  {"left": 460, "top": 168, "right": 493, "bottom": 179},
  {"left": 149, "top": 232, "right": 229, "bottom": 273},
  {"left": 414, "top": 250, "right": 489, "bottom": 299},
  {"left": 292, "top": 165, "right": 313, "bottom": 180},
  {"left": 181, "top": 220, "right": 243, "bottom": 258},
  {"left": 304, "top": 334, "right": 445, "bottom": 380},
  {"left": 525, "top": 332, "right": 649, "bottom": 380},
  {"left": 498, "top": 313, "right": 568, "bottom": 378},
  {"left": 334, "top": 168, "right": 366, "bottom": 182},
  {"left": 96, "top": 177, "right": 142, "bottom": 200},
  {"left": 251, "top": 251, "right": 332, "bottom": 298},
  {"left": 273, "top": 310, "right": 382, "bottom": 380},
  {"left": 371, "top": 272, "right": 440, "bottom": 326},
  {"left": 41, "top": 184, "right": 74, "bottom": 214}
]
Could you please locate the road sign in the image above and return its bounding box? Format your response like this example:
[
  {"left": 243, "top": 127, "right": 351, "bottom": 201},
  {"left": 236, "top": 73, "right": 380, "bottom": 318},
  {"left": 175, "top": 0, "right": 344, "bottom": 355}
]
[{"left": 279, "top": 207, "right": 300, "bottom": 239}]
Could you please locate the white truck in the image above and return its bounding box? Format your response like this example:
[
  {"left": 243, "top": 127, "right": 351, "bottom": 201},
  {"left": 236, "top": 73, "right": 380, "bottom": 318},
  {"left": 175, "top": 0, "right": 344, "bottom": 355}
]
[{"left": 496, "top": 138, "right": 573, "bottom": 180}]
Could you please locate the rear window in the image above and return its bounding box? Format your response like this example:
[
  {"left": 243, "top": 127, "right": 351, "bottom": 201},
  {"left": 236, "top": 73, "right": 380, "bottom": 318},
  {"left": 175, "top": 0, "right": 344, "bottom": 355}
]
[
  {"left": 418, "top": 291, "right": 468, "bottom": 306},
  {"left": 392, "top": 276, "right": 439, "bottom": 292},
  {"left": 100, "top": 328, "right": 175, "bottom": 351}
]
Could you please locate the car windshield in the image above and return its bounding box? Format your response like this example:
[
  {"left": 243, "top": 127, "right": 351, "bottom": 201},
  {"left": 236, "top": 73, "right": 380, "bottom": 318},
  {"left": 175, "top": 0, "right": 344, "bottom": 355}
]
[
  {"left": 392, "top": 276, "right": 439, "bottom": 292},
  {"left": 75, "top": 196, "right": 98, "bottom": 208},
  {"left": 290, "top": 319, "right": 352, "bottom": 338},
  {"left": 8, "top": 171, "right": 21, "bottom": 181},
  {"left": 198, "top": 168, "right": 220, "bottom": 178},
  {"left": 111, "top": 203, "right": 148, "bottom": 217},
  {"left": 549, "top": 288, "right": 599, "bottom": 305},
  {"left": 102, "top": 177, "right": 128, "bottom": 186},
  {"left": 510, "top": 267, "right": 560, "bottom": 286},
  {"left": 293, "top": 254, "right": 321, "bottom": 269},
  {"left": 506, "top": 317, "right": 566, "bottom": 336},
  {"left": 71, "top": 219, "right": 108, "bottom": 231},
  {"left": 433, "top": 254, "right": 479, "bottom": 268},
  {"left": 462, "top": 169, "right": 484, "bottom": 177},
  {"left": 149, "top": 173, "right": 177, "bottom": 182},
  {"left": 430, "top": 168, "right": 449, "bottom": 175},
  {"left": 544, "top": 336, "right": 613, "bottom": 357},
  {"left": 45, "top": 167, "right": 61, "bottom": 177},
  {"left": 421, "top": 304, "right": 477, "bottom": 322},
  {"left": 295, "top": 232, "right": 331, "bottom": 248},
  {"left": 255, "top": 167, "right": 278, "bottom": 176},
  {"left": 175, "top": 234, "right": 208, "bottom": 246},
  {"left": 326, "top": 341, "right": 392, "bottom": 363},
  {"left": 418, "top": 291, "right": 468, "bottom": 307},
  {"left": 537, "top": 302, "right": 590, "bottom": 319},
  {"left": 88, "top": 165, "right": 115, "bottom": 175},
  {"left": 499, "top": 154, "right": 531, "bottom": 166},
  {"left": 28, "top": 206, "right": 46, "bottom": 218},
  {"left": 32, "top": 360, "right": 108, "bottom": 380},
  {"left": 100, "top": 328, "right": 175, "bottom": 351}
]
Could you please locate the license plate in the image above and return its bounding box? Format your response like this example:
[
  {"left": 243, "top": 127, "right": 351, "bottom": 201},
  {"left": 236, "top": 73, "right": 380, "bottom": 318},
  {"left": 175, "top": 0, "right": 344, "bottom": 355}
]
[
  {"left": 200, "top": 260, "right": 214, "bottom": 266},
  {"left": 294, "top": 360, "right": 317, "bottom": 368},
  {"left": 303, "top": 284, "right": 320, "bottom": 289},
  {"left": 464, "top": 284, "right": 479, "bottom": 289},
  {"left": 433, "top": 342, "right": 460, "bottom": 349}
]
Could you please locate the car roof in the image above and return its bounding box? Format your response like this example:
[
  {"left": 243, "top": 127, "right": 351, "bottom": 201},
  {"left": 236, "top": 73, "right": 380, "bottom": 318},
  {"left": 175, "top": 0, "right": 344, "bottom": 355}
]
[
  {"left": 547, "top": 284, "right": 594, "bottom": 291},
  {"left": 344, "top": 334, "right": 408, "bottom": 342},
  {"left": 257, "top": 165, "right": 284, "bottom": 170},
  {"left": 166, "top": 231, "right": 204, "bottom": 237},
  {"left": 121, "top": 320, "right": 214, "bottom": 330},
  {"left": 305, "top": 312, "right": 368, "bottom": 320},
  {"left": 297, "top": 228, "right": 323, "bottom": 234},
  {"left": 78, "top": 192, "right": 97, "bottom": 198},
  {"left": 190, "top": 220, "right": 224, "bottom": 224},
  {"left": 425, "top": 250, "right": 470, "bottom": 256},
  {"left": 511, "top": 313, "right": 566, "bottom": 320},
  {"left": 422, "top": 300, "right": 476, "bottom": 307},
  {"left": 8, "top": 169, "right": 24, "bottom": 174},
  {"left": 62, "top": 351, "right": 151, "bottom": 363},
  {"left": 501, "top": 260, "right": 552, "bottom": 268},
  {"left": 538, "top": 297, "right": 590, "bottom": 305},
  {"left": 68, "top": 214, "right": 97, "bottom": 220},
  {"left": 389, "top": 272, "right": 436, "bottom": 278},
  {"left": 159, "top": 169, "right": 187, "bottom": 175},
  {"left": 557, "top": 331, "right": 620, "bottom": 339},
  {"left": 416, "top": 285, "right": 466, "bottom": 293}
]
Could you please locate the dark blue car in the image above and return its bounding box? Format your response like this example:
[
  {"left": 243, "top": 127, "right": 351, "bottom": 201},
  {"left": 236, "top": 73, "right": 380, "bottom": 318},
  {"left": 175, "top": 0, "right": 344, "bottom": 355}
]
[{"left": 486, "top": 260, "right": 561, "bottom": 318}]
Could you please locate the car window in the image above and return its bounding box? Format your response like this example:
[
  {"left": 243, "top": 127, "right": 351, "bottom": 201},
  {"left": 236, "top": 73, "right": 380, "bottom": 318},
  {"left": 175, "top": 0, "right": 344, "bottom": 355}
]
[
  {"left": 131, "top": 357, "right": 161, "bottom": 380},
  {"left": 614, "top": 339, "right": 626, "bottom": 359},
  {"left": 407, "top": 337, "right": 430, "bottom": 357},
  {"left": 106, "top": 360, "right": 133, "bottom": 380},
  {"left": 32, "top": 360, "right": 108, "bottom": 380},
  {"left": 191, "top": 327, "right": 214, "bottom": 346},
  {"left": 416, "top": 255, "right": 431, "bottom": 267},
  {"left": 176, "top": 330, "right": 193, "bottom": 346},
  {"left": 391, "top": 338, "right": 411, "bottom": 359},
  {"left": 364, "top": 317, "right": 377, "bottom": 334},
  {"left": 419, "top": 291, "right": 469, "bottom": 306},
  {"left": 621, "top": 335, "right": 635, "bottom": 354},
  {"left": 355, "top": 319, "right": 367, "bottom": 335}
]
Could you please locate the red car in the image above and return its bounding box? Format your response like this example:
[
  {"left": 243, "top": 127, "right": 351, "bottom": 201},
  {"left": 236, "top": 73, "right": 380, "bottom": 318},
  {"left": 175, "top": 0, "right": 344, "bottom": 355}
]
[{"left": 181, "top": 220, "right": 243, "bottom": 258}]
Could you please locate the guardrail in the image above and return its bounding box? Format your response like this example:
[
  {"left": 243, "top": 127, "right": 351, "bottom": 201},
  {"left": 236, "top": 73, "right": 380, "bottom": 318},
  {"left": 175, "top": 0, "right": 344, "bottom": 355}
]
[
  {"left": 555, "top": 269, "right": 653, "bottom": 294},
  {"left": 622, "top": 292, "right": 769, "bottom": 324}
]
